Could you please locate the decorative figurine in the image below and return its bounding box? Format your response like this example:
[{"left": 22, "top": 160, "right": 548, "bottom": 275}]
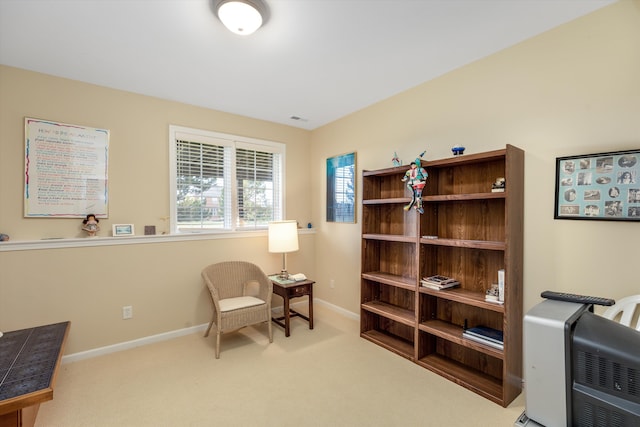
[
  {"left": 392, "top": 151, "right": 402, "bottom": 167},
  {"left": 82, "top": 214, "right": 100, "bottom": 237},
  {"left": 402, "top": 151, "right": 428, "bottom": 214},
  {"left": 492, "top": 177, "right": 506, "bottom": 193},
  {"left": 485, "top": 284, "right": 500, "bottom": 302},
  {"left": 452, "top": 145, "right": 465, "bottom": 156}
]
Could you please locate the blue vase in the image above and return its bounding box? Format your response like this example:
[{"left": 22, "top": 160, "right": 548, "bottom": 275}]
[{"left": 452, "top": 145, "right": 465, "bottom": 156}]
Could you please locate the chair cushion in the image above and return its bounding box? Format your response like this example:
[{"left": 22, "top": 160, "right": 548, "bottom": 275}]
[{"left": 219, "top": 296, "right": 265, "bottom": 312}]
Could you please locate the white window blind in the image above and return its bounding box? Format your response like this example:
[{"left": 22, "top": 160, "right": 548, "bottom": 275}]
[{"left": 169, "top": 126, "right": 284, "bottom": 233}]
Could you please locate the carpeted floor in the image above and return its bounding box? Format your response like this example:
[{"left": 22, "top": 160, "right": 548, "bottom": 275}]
[{"left": 36, "top": 305, "right": 525, "bottom": 426}]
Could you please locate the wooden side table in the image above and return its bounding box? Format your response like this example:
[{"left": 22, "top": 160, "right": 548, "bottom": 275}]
[{"left": 270, "top": 278, "right": 315, "bottom": 337}]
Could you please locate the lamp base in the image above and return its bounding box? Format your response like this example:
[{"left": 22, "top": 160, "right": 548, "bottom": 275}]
[{"left": 278, "top": 270, "right": 289, "bottom": 280}]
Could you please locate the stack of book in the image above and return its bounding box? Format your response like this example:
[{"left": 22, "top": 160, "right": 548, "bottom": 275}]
[
  {"left": 462, "top": 325, "right": 504, "bottom": 350},
  {"left": 420, "top": 275, "right": 460, "bottom": 290}
]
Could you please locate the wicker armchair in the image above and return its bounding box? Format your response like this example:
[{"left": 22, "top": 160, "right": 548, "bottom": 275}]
[{"left": 202, "top": 261, "right": 273, "bottom": 358}]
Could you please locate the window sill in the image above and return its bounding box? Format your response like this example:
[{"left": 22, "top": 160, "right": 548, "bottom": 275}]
[{"left": 0, "top": 229, "right": 315, "bottom": 252}]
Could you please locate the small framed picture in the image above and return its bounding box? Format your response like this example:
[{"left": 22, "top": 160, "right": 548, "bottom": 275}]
[{"left": 112, "top": 224, "right": 135, "bottom": 236}]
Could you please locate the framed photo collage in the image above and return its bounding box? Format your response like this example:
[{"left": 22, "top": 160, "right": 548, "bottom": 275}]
[{"left": 555, "top": 149, "right": 640, "bottom": 221}]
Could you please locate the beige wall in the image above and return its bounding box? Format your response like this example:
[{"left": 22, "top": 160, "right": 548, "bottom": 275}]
[
  {"left": 310, "top": 1, "right": 640, "bottom": 315},
  {"left": 1, "top": 1, "right": 639, "bottom": 355},
  {"left": 0, "top": 66, "right": 315, "bottom": 354}
]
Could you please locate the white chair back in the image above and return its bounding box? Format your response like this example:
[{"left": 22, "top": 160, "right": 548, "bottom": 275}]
[{"left": 602, "top": 295, "right": 640, "bottom": 331}]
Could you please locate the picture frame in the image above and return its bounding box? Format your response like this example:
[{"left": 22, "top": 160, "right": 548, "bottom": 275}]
[
  {"left": 326, "top": 152, "right": 356, "bottom": 223},
  {"left": 554, "top": 149, "right": 640, "bottom": 221},
  {"left": 112, "top": 224, "right": 135, "bottom": 236}
]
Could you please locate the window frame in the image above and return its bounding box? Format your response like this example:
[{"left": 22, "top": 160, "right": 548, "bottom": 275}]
[{"left": 169, "top": 125, "right": 285, "bottom": 235}]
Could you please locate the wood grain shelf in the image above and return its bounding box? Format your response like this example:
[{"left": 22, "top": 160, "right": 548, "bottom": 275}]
[
  {"left": 417, "top": 287, "right": 506, "bottom": 313},
  {"left": 416, "top": 354, "right": 504, "bottom": 405},
  {"left": 361, "top": 301, "right": 415, "bottom": 326},
  {"left": 362, "top": 234, "right": 417, "bottom": 243},
  {"left": 363, "top": 197, "right": 412, "bottom": 205},
  {"left": 362, "top": 272, "right": 416, "bottom": 291},
  {"left": 361, "top": 330, "right": 414, "bottom": 360},
  {"left": 418, "top": 238, "right": 505, "bottom": 251},
  {"left": 418, "top": 319, "right": 504, "bottom": 360},
  {"left": 423, "top": 192, "right": 506, "bottom": 202}
]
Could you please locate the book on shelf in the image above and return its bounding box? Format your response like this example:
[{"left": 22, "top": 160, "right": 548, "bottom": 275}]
[
  {"left": 463, "top": 325, "right": 504, "bottom": 350},
  {"left": 462, "top": 332, "right": 504, "bottom": 350},
  {"left": 422, "top": 275, "right": 458, "bottom": 285},
  {"left": 421, "top": 280, "right": 460, "bottom": 290},
  {"left": 421, "top": 275, "right": 460, "bottom": 290}
]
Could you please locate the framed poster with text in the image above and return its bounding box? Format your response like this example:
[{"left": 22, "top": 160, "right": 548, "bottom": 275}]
[{"left": 24, "top": 118, "right": 109, "bottom": 218}]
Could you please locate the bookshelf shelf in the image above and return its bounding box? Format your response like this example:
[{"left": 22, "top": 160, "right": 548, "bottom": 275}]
[
  {"left": 361, "top": 330, "right": 414, "bottom": 359},
  {"left": 361, "top": 301, "right": 415, "bottom": 326},
  {"left": 417, "top": 287, "right": 506, "bottom": 313},
  {"left": 362, "top": 272, "right": 415, "bottom": 291},
  {"left": 416, "top": 353, "right": 504, "bottom": 405}
]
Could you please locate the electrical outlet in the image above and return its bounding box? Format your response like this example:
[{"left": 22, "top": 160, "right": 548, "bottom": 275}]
[
  {"left": 330, "top": 279, "right": 335, "bottom": 289},
  {"left": 122, "top": 305, "right": 133, "bottom": 319}
]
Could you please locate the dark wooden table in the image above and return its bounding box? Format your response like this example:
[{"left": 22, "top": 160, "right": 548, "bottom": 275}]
[
  {"left": 0, "top": 321, "right": 69, "bottom": 427},
  {"left": 271, "top": 278, "right": 315, "bottom": 337}
]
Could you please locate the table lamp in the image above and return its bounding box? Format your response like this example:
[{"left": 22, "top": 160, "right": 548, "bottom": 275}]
[{"left": 268, "top": 220, "right": 299, "bottom": 279}]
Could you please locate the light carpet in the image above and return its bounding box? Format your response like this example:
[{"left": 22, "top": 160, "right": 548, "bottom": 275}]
[{"left": 36, "top": 305, "right": 525, "bottom": 426}]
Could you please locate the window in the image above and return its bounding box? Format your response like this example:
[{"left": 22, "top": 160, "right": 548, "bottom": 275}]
[{"left": 169, "top": 126, "right": 284, "bottom": 233}]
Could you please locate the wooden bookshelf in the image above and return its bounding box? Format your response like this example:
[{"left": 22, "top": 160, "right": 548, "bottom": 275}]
[{"left": 360, "top": 145, "right": 524, "bottom": 407}]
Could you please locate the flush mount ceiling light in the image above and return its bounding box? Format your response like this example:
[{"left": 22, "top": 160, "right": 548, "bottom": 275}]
[{"left": 216, "top": 0, "right": 268, "bottom": 36}]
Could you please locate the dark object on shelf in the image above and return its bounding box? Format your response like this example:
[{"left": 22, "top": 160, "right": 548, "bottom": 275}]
[
  {"left": 451, "top": 145, "right": 465, "bottom": 155},
  {"left": 463, "top": 325, "right": 504, "bottom": 344},
  {"left": 144, "top": 225, "right": 156, "bottom": 235},
  {"left": 0, "top": 233, "right": 9, "bottom": 242}
]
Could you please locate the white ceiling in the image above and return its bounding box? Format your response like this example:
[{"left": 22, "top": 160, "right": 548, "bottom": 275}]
[{"left": 0, "top": 0, "right": 615, "bottom": 130}]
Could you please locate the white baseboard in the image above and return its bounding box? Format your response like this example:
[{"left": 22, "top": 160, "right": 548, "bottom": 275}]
[
  {"left": 311, "top": 298, "right": 359, "bottom": 321},
  {"left": 62, "top": 298, "right": 359, "bottom": 363},
  {"left": 62, "top": 323, "right": 208, "bottom": 364}
]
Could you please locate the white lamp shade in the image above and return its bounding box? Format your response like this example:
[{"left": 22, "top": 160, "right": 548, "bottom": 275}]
[
  {"left": 217, "top": 1, "right": 264, "bottom": 35},
  {"left": 268, "top": 220, "right": 299, "bottom": 253}
]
